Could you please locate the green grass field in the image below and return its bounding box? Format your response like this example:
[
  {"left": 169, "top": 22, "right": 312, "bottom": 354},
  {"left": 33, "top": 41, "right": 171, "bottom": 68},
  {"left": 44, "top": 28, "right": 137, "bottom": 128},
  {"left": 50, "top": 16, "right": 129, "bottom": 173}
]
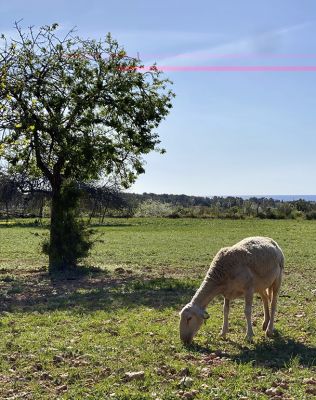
[{"left": 0, "top": 218, "right": 315, "bottom": 399}]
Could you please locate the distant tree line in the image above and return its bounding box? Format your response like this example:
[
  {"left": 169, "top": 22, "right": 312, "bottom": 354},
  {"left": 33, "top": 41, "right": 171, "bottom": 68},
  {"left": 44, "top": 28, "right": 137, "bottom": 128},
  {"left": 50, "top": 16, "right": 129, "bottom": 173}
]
[
  {"left": 123, "top": 193, "right": 316, "bottom": 220},
  {"left": 1, "top": 172, "right": 316, "bottom": 221}
]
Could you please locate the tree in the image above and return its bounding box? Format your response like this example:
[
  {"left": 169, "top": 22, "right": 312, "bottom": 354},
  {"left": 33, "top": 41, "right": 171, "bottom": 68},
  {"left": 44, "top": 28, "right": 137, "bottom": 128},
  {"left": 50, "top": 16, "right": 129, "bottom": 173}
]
[
  {"left": 0, "top": 23, "right": 174, "bottom": 273},
  {"left": 0, "top": 171, "right": 20, "bottom": 221}
]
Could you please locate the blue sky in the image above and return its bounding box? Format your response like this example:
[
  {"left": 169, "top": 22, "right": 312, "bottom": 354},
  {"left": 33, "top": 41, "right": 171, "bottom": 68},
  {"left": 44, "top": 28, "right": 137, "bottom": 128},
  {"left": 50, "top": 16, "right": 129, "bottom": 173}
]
[{"left": 1, "top": 0, "right": 316, "bottom": 195}]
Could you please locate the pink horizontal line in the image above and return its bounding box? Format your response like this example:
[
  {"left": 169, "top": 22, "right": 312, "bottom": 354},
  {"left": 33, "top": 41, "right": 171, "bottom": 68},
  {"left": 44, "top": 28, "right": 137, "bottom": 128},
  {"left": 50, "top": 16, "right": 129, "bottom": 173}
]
[
  {"left": 139, "top": 53, "right": 316, "bottom": 60},
  {"left": 123, "top": 65, "right": 316, "bottom": 72}
]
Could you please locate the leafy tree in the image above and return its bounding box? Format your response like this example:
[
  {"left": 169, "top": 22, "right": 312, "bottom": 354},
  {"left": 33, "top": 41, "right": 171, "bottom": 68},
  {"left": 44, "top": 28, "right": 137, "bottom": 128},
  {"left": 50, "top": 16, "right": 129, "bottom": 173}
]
[{"left": 0, "top": 23, "right": 174, "bottom": 272}]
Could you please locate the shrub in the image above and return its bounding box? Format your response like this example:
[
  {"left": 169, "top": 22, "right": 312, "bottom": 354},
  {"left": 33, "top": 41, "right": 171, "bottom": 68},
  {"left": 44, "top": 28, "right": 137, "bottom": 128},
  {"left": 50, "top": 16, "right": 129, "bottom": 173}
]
[{"left": 306, "top": 210, "right": 316, "bottom": 220}]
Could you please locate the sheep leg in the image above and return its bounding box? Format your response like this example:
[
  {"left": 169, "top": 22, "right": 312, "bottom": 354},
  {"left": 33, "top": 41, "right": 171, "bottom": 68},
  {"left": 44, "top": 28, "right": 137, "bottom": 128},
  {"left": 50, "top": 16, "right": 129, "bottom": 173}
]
[
  {"left": 266, "top": 275, "right": 281, "bottom": 337},
  {"left": 220, "top": 298, "right": 230, "bottom": 339},
  {"left": 260, "top": 291, "right": 270, "bottom": 331},
  {"left": 244, "top": 290, "right": 254, "bottom": 342}
]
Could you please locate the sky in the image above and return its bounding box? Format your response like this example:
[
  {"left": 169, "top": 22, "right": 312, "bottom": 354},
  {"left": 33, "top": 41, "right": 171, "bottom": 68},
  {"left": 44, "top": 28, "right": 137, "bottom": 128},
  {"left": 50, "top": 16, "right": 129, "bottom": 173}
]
[{"left": 1, "top": 0, "right": 316, "bottom": 195}]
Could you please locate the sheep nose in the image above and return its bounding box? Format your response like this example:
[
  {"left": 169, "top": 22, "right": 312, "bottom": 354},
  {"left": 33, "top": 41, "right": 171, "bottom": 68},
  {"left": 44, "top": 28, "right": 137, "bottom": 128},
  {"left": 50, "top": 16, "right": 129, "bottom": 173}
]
[{"left": 181, "top": 336, "right": 192, "bottom": 346}]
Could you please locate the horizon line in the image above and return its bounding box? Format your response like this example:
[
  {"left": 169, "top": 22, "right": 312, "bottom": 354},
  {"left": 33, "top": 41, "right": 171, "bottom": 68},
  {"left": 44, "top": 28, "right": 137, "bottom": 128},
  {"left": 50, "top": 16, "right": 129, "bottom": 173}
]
[{"left": 128, "top": 192, "right": 316, "bottom": 197}]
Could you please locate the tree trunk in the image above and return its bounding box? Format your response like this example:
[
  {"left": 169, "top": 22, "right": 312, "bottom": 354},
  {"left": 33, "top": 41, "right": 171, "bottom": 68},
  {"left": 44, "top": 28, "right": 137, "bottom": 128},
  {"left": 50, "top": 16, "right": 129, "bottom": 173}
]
[
  {"left": 5, "top": 201, "right": 9, "bottom": 223},
  {"left": 47, "top": 180, "right": 91, "bottom": 274},
  {"left": 49, "top": 185, "right": 66, "bottom": 272}
]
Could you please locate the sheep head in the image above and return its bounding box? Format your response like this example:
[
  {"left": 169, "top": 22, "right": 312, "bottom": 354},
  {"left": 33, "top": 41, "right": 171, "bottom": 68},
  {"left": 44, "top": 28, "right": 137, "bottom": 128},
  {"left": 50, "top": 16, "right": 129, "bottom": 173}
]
[{"left": 179, "top": 304, "right": 209, "bottom": 345}]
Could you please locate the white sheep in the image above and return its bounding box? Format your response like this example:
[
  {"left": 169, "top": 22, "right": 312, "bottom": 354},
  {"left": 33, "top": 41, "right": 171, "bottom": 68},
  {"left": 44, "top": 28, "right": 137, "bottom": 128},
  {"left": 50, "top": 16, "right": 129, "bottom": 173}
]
[{"left": 179, "top": 236, "right": 284, "bottom": 344}]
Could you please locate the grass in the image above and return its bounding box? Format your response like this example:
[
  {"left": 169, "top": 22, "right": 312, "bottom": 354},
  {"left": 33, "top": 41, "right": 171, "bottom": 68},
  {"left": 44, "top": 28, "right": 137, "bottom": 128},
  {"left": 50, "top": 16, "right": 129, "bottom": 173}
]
[{"left": 0, "top": 218, "right": 315, "bottom": 399}]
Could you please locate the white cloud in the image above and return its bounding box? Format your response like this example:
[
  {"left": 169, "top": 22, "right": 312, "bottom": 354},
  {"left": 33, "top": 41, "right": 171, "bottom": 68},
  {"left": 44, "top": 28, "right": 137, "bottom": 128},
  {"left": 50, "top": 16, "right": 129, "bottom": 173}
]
[{"left": 145, "top": 22, "right": 311, "bottom": 67}]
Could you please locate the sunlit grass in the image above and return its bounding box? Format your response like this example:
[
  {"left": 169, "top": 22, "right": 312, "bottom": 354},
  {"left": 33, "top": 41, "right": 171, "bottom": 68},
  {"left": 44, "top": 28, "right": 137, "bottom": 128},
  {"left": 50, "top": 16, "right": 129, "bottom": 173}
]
[{"left": 0, "top": 218, "right": 315, "bottom": 399}]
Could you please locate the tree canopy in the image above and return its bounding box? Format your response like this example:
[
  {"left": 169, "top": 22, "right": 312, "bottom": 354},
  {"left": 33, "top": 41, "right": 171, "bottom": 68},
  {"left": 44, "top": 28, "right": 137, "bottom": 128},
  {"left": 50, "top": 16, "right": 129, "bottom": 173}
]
[
  {"left": 0, "top": 23, "right": 174, "bottom": 272},
  {"left": 0, "top": 23, "right": 173, "bottom": 189}
]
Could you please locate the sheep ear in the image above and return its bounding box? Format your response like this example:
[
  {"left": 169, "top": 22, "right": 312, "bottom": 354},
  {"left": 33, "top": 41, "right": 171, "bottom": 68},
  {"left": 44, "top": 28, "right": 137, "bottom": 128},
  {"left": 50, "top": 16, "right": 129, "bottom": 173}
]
[{"left": 203, "top": 310, "right": 210, "bottom": 320}]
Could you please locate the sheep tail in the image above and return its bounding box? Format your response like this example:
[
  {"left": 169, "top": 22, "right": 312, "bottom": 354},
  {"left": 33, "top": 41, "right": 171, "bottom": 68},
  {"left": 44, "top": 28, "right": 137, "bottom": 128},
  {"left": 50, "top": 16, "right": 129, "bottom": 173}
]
[{"left": 279, "top": 256, "right": 285, "bottom": 270}]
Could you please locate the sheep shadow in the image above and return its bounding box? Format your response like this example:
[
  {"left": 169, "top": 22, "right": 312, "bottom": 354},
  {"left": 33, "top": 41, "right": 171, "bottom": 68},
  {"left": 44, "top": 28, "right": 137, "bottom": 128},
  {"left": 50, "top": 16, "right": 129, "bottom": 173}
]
[
  {"left": 231, "top": 334, "right": 316, "bottom": 369},
  {"left": 190, "top": 333, "right": 316, "bottom": 370}
]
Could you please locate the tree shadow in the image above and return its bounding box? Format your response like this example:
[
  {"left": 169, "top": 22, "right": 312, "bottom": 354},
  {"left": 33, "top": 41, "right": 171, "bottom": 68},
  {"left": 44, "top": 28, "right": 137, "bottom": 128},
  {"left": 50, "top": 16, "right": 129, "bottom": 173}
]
[
  {"left": 0, "top": 221, "right": 49, "bottom": 229},
  {"left": 0, "top": 220, "right": 136, "bottom": 229},
  {"left": 89, "top": 222, "right": 136, "bottom": 228},
  {"left": 0, "top": 269, "right": 196, "bottom": 314},
  {"left": 189, "top": 332, "right": 316, "bottom": 369}
]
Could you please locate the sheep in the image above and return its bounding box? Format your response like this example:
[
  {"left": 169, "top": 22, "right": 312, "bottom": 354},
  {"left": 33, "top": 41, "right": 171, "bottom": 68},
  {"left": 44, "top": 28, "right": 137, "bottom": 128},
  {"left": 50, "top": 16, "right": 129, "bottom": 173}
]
[{"left": 179, "top": 236, "right": 284, "bottom": 345}]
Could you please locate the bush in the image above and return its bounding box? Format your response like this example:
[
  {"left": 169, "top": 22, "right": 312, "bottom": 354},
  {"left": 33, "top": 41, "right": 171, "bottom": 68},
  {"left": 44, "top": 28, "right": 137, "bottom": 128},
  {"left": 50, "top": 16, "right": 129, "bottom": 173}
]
[
  {"left": 306, "top": 210, "right": 316, "bottom": 220},
  {"left": 43, "top": 181, "right": 94, "bottom": 270}
]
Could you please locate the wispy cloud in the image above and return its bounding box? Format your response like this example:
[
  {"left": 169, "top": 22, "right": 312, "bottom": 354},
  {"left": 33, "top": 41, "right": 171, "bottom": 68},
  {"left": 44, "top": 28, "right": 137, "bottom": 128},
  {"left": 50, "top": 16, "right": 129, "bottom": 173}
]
[{"left": 144, "top": 22, "right": 311, "bottom": 67}]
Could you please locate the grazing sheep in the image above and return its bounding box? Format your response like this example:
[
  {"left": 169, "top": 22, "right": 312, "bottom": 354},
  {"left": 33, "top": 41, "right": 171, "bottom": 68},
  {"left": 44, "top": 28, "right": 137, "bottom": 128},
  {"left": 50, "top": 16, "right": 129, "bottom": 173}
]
[{"left": 179, "top": 236, "right": 284, "bottom": 345}]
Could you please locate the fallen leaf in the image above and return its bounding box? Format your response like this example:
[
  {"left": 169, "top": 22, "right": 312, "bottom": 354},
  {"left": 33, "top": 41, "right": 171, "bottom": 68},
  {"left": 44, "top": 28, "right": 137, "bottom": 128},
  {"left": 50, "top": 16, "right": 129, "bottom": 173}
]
[
  {"left": 56, "top": 384, "right": 67, "bottom": 393},
  {"left": 114, "top": 267, "right": 125, "bottom": 274},
  {"left": 306, "top": 387, "right": 316, "bottom": 395},
  {"left": 53, "top": 355, "right": 64, "bottom": 364},
  {"left": 303, "top": 377, "right": 316, "bottom": 385}
]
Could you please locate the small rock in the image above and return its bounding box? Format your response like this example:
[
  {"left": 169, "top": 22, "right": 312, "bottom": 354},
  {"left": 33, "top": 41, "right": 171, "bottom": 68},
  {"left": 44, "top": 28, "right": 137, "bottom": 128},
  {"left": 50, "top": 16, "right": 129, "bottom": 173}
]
[
  {"left": 200, "top": 367, "right": 212, "bottom": 377},
  {"left": 182, "top": 390, "right": 198, "bottom": 399},
  {"left": 179, "top": 376, "right": 194, "bottom": 388},
  {"left": 100, "top": 367, "right": 111, "bottom": 377},
  {"left": 123, "top": 371, "right": 145, "bottom": 381},
  {"left": 200, "top": 384, "right": 210, "bottom": 389},
  {"left": 265, "top": 387, "right": 283, "bottom": 396}
]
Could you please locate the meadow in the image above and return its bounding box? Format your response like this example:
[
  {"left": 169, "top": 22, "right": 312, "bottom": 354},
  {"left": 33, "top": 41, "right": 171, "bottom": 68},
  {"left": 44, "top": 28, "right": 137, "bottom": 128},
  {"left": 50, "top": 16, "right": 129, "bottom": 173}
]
[{"left": 0, "top": 218, "right": 315, "bottom": 399}]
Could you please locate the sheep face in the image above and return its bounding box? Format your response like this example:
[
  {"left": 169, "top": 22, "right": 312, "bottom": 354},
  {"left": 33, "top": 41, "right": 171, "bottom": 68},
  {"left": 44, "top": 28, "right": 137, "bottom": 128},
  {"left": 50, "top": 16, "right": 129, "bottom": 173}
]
[{"left": 179, "top": 304, "right": 208, "bottom": 345}]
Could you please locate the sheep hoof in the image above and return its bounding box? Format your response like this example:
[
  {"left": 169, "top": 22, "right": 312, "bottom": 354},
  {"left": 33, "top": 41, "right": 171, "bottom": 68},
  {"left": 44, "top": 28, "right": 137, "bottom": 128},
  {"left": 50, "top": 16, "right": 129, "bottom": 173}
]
[
  {"left": 262, "top": 321, "right": 269, "bottom": 331},
  {"left": 245, "top": 335, "right": 254, "bottom": 343}
]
